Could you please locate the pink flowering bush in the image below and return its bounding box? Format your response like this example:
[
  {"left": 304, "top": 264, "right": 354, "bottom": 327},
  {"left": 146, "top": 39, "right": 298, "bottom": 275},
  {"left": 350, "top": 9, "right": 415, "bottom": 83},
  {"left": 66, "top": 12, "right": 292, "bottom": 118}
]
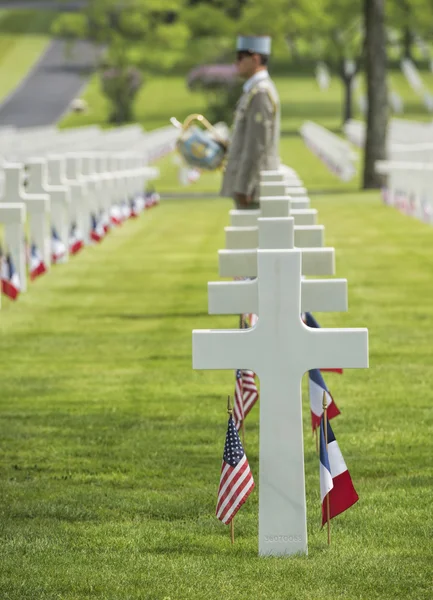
[{"left": 187, "top": 63, "right": 242, "bottom": 123}]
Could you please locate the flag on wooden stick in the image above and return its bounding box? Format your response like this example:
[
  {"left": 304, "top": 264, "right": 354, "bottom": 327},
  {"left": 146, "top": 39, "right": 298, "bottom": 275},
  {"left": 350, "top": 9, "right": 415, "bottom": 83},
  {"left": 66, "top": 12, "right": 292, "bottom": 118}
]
[{"left": 216, "top": 415, "right": 254, "bottom": 525}]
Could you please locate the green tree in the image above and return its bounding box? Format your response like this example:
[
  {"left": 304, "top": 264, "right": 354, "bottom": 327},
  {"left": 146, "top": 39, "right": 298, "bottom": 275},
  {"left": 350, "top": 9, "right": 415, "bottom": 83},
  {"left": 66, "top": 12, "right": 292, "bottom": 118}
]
[
  {"left": 387, "top": 0, "right": 432, "bottom": 60},
  {"left": 239, "top": 0, "right": 364, "bottom": 123},
  {"left": 52, "top": 0, "right": 190, "bottom": 123}
]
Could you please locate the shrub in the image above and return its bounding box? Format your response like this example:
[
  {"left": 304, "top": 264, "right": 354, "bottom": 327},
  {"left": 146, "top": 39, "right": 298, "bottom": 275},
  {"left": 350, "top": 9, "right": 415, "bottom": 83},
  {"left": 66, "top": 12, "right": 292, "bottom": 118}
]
[{"left": 100, "top": 66, "right": 143, "bottom": 124}]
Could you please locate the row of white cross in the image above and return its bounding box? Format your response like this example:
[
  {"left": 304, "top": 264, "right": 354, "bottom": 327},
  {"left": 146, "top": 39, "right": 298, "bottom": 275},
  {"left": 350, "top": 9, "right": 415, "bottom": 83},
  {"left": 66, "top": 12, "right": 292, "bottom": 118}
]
[
  {"left": 0, "top": 124, "right": 178, "bottom": 307},
  {"left": 300, "top": 121, "right": 357, "bottom": 182},
  {"left": 192, "top": 167, "right": 369, "bottom": 556},
  {"left": 341, "top": 118, "right": 433, "bottom": 225}
]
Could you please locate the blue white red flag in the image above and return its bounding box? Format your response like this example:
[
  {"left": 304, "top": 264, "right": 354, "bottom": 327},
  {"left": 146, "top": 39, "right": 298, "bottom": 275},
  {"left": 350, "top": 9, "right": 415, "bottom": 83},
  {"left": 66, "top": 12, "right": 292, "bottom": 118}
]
[
  {"left": 51, "top": 228, "right": 66, "bottom": 263},
  {"left": 90, "top": 214, "right": 105, "bottom": 243},
  {"left": 242, "top": 313, "right": 258, "bottom": 328},
  {"left": 100, "top": 211, "right": 111, "bottom": 234},
  {"left": 110, "top": 204, "right": 123, "bottom": 226},
  {"left": 319, "top": 417, "right": 359, "bottom": 526},
  {"left": 145, "top": 190, "right": 160, "bottom": 209},
  {"left": 129, "top": 197, "right": 139, "bottom": 218},
  {"left": 216, "top": 415, "right": 255, "bottom": 524},
  {"left": 134, "top": 193, "right": 145, "bottom": 213},
  {"left": 302, "top": 312, "right": 343, "bottom": 374},
  {"left": 29, "top": 244, "right": 47, "bottom": 280},
  {"left": 309, "top": 368, "right": 340, "bottom": 431},
  {"left": 120, "top": 200, "right": 131, "bottom": 221},
  {"left": 69, "top": 223, "right": 84, "bottom": 255},
  {"left": 1, "top": 253, "right": 20, "bottom": 300}
]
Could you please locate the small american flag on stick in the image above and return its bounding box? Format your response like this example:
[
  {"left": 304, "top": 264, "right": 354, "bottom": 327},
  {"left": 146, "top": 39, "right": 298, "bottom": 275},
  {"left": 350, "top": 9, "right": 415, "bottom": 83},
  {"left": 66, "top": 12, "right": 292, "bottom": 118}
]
[
  {"left": 233, "top": 369, "right": 259, "bottom": 431},
  {"left": 216, "top": 413, "right": 255, "bottom": 525}
]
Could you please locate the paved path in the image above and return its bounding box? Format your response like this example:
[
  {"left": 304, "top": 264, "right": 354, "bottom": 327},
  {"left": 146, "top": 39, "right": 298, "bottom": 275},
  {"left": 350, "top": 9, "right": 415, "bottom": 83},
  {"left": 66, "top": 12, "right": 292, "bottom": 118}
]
[{"left": 0, "top": 39, "right": 101, "bottom": 128}]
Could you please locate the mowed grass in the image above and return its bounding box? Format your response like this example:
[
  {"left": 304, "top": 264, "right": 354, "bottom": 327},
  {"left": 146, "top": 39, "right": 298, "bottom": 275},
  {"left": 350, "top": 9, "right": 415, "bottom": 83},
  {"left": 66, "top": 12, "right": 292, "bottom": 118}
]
[
  {"left": 2, "top": 54, "right": 433, "bottom": 597},
  {"left": 0, "top": 10, "right": 55, "bottom": 103},
  {"left": 0, "top": 187, "right": 432, "bottom": 598}
]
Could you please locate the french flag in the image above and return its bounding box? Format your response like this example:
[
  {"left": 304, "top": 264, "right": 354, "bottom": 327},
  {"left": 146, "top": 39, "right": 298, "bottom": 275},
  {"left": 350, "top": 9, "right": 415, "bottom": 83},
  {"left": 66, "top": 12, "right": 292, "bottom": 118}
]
[
  {"left": 100, "top": 211, "right": 111, "bottom": 234},
  {"left": 145, "top": 190, "right": 160, "bottom": 209},
  {"left": 243, "top": 313, "right": 258, "bottom": 328},
  {"left": 1, "top": 253, "right": 20, "bottom": 300},
  {"left": 69, "top": 223, "right": 84, "bottom": 255},
  {"left": 110, "top": 204, "right": 123, "bottom": 226},
  {"left": 29, "top": 244, "right": 47, "bottom": 280},
  {"left": 302, "top": 312, "right": 343, "bottom": 374},
  {"left": 120, "top": 200, "right": 131, "bottom": 221},
  {"left": 320, "top": 418, "right": 359, "bottom": 526},
  {"left": 129, "top": 197, "right": 140, "bottom": 218},
  {"left": 51, "top": 228, "right": 66, "bottom": 263},
  {"left": 309, "top": 368, "right": 340, "bottom": 431},
  {"left": 90, "top": 214, "right": 105, "bottom": 243},
  {"left": 134, "top": 193, "right": 145, "bottom": 214}
]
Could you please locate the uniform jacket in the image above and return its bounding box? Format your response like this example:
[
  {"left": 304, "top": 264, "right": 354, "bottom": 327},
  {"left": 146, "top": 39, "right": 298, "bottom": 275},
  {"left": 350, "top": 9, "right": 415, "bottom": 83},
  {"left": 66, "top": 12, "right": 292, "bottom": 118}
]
[{"left": 220, "top": 72, "right": 280, "bottom": 204}]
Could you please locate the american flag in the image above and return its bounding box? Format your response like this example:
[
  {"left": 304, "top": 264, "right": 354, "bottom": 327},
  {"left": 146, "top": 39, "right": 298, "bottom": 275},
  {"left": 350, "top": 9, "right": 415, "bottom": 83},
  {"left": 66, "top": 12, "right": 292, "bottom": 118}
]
[
  {"left": 233, "top": 370, "right": 259, "bottom": 430},
  {"left": 216, "top": 415, "right": 255, "bottom": 524}
]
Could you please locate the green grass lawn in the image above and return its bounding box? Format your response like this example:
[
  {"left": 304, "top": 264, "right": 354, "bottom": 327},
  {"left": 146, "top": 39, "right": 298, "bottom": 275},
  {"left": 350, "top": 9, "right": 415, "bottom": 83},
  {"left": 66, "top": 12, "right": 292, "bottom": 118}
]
[
  {"left": 1, "top": 48, "right": 433, "bottom": 598},
  {"left": 0, "top": 9, "right": 56, "bottom": 104},
  {"left": 0, "top": 187, "right": 432, "bottom": 598}
]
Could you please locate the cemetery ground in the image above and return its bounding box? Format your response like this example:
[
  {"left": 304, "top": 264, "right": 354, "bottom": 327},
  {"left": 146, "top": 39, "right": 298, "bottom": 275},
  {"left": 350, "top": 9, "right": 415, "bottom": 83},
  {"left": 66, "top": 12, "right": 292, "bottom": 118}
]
[
  {"left": 0, "top": 188, "right": 432, "bottom": 598},
  {"left": 0, "top": 39, "right": 432, "bottom": 598}
]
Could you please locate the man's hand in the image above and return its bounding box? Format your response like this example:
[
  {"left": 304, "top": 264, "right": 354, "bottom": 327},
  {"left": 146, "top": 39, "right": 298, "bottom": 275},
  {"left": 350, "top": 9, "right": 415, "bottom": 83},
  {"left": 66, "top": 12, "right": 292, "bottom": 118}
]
[{"left": 234, "top": 192, "right": 252, "bottom": 207}]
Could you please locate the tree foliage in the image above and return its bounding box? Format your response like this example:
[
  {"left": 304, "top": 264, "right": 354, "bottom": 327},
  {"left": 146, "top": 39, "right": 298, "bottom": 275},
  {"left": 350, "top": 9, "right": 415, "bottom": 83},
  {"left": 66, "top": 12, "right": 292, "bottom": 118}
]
[{"left": 52, "top": 0, "right": 190, "bottom": 122}]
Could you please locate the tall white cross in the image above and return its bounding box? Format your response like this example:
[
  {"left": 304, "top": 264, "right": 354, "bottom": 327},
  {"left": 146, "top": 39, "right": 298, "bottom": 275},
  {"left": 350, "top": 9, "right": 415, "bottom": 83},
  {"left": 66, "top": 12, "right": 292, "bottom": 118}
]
[
  {"left": 0, "top": 203, "right": 26, "bottom": 297},
  {"left": 2, "top": 163, "right": 51, "bottom": 269},
  {"left": 192, "top": 218, "right": 368, "bottom": 557}
]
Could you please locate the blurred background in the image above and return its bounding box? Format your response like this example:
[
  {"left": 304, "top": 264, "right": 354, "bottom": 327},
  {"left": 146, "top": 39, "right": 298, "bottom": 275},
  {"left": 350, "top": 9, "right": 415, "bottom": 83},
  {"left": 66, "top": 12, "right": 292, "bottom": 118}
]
[{"left": 0, "top": 0, "right": 431, "bottom": 192}]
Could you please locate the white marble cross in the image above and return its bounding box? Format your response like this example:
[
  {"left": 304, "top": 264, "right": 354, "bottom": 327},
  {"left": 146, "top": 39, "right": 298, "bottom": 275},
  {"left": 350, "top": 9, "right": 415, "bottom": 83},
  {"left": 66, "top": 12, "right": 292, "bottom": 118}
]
[
  {"left": 28, "top": 156, "right": 71, "bottom": 260},
  {"left": 210, "top": 217, "right": 346, "bottom": 315},
  {"left": 2, "top": 163, "right": 51, "bottom": 269},
  {"left": 226, "top": 195, "right": 324, "bottom": 249},
  {"left": 260, "top": 181, "right": 308, "bottom": 198},
  {"left": 192, "top": 218, "right": 369, "bottom": 557},
  {"left": 219, "top": 217, "right": 334, "bottom": 277},
  {"left": 0, "top": 203, "right": 27, "bottom": 295}
]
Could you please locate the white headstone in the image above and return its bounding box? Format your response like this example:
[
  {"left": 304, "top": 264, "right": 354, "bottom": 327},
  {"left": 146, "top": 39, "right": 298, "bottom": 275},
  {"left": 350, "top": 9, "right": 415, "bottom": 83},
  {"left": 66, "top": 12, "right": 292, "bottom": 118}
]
[
  {"left": 192, "top": 218, "right": 369, "bottom": 556},
  {"left": 0, "top": 203, "right": 27, "bottom": 294},
  {"left": 2, "top": 164, "right": 51, "bottom": 268}
]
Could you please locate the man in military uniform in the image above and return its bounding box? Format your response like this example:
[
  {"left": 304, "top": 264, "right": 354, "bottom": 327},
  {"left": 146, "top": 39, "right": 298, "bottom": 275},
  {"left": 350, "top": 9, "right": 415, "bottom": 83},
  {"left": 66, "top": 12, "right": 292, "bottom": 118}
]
[{"left": 221, "top": 35, "right": 280, "bottom": 210}]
